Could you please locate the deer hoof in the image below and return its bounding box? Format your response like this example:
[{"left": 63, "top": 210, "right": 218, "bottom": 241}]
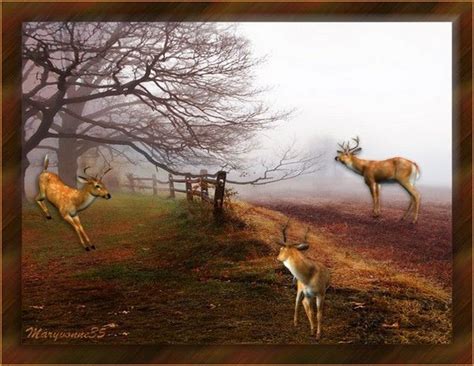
[
  {"left": 46, "top": 215, "right": 52, "bottom": 220},
  {"left": 294, "top": 320, "right": 298, "bottom": 327},
  {"left": 91, "top": 245, "right": 96, "bottom": 250},
  {"left": 85, "top": 247, "right": 90, "bottom": 251},
  {"left": 315, "top": 333, "right": 321, "bottom": 341}
]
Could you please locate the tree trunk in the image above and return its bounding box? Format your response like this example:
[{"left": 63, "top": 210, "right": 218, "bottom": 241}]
[
  {"left": 22, "top": 110, "right": 33, "bottom": 200},
  {"left": 57, "top": 137, "right": 79, "bottom": 186},
  {"left": 22, "top": 156, "right": 30, "bottom": 200},
  {"left": 56, "top": 90, "right": 87, "bottom": 186}
]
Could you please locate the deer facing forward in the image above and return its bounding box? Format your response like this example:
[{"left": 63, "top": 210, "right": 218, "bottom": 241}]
[
  {"left": 335, "top": 137, "right": 421, "bottom": 223},
  {"left": 277, "top": 222, "right": 330, "bottom": 340},
  {"left": 35, "top": 155, "right": 112, "bottom": 251}
]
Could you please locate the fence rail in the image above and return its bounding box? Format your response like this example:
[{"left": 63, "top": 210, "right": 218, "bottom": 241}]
[{"left": 125, "top": 169, "right": 227, "bottom": 215}]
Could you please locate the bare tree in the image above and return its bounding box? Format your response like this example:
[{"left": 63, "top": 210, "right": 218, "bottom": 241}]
[
  {"left": 227, "top": 143, "right": 323, "bottom": 185},
  {"left": 22, "top": 22, "right": 318, "bottom": 193}
]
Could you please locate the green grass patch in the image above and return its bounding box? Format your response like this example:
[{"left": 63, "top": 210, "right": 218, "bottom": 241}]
[{"left": 76, "top": 263, "right": 185, "bottom": 284}]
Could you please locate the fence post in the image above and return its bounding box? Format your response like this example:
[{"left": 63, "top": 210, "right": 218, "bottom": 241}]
[
  {"left": 214, "top": 171, "right": 226, "bottom": 215},
  {"left": 185, "top": 174, "right": 193, "bottom": 202},
  {"left": 127, "top": 173, "right": 135, "bottom": 193},
  {"left": 199, "top": 169, "right": 208, "bottom": 200},
  {"left": 152, "top": 174, "right": 158, "bottom": 196},
  {"left": 168, "top": 173, "right": 175, "bottom": 199}
]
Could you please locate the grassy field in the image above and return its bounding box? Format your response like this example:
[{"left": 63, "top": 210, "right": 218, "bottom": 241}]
[{"left": 22, "top": 194, "right": 451, "bottom": 344}]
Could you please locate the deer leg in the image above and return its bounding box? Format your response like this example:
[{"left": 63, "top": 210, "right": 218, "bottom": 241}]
[
  {"left": 375, "top": 184, "right": 381, "bottom": 216},
  {"left": 302, "top": 296, "right": 315, "bottom": 336},
  {"left": 413, "top": 190, "right": 421, "bottom": 223},
  {"left": 62, "top": 214, "right": 90, "bottom": 251},
  {"left": 35, "top": 192, "right": 52, "bottom": 219},
  {"left": 411, "top": 187, "right": 421, "bottom": 224},
  {"left": 368, "top": 182, "right": 379, "bottom": 217},
  {"left": 294, "top": 284, "right": 303, "bottom": 326},
  {"left": 401, "top": 197, "right": 414, "bottom": 220},
  {"left": 72, "top": 216, "right": 94, "bottom": 250},
  {"left": 315, "top": 294, "right": 325, "bottom": 341},
  {"left": 400, "top": 182, "right": 421, "bottom": 223}
]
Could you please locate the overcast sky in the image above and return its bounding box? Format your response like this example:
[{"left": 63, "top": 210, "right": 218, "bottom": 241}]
[{"left": 237, "top": 22, "right": 452, "bottom": 187}]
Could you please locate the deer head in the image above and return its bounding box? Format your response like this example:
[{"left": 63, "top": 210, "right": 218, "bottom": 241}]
[
  {"left": 77, "top": 165, "right": 113, "bottom": 199},
  {"left": 277, "top": 220, "right": 310, "bottom": 262},
  {"left": 335, "top": 136, "right": 362, "bottom": 165}
]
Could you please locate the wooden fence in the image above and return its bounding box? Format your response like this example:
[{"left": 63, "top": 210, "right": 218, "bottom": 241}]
[{"left": 123, "top": 169, "right": 227, "bottom": 214}]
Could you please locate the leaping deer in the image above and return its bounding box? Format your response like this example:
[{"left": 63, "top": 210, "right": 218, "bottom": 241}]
[
  {"left": 35, "top": 155, "right": 112, "bottom": 251},
  {"left": 335, "top": 136, "right": 421, "bottom": 223},
  {"left": 277, "top": 222, "right": 331, "bottom": 340}
]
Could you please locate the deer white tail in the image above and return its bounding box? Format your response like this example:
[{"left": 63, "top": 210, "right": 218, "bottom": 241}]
[
  {"left": 43, "top": 155, "right": 49, "bottom": 171},
  {"left": 411, "top": 162, "right": 420, "bottom": 184}
]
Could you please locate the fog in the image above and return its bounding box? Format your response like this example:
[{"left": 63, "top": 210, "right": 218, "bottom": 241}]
[
  {"left": 24, "top": 22, "right": 452, "bottom": 201},
  {"left": 238, "top": 22, "right": 452, "bottom": 188}
]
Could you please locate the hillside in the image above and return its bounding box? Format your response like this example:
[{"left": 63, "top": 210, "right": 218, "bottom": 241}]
[
  {"left": 22, "top": 194, "right": 451, "bottom": 344},
  {"left": 252, "top": 193, "right": 452, "bottom": 291}
]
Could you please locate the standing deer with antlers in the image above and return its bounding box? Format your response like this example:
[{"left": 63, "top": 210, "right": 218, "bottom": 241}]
[
  {"left": 277, "top": 222, "right": 330, "bottom": 340},
  {"left": 335, "top": 136, "right": 421, "bottom": 223},
  {"left": 35, "top": 155, "right": 112, "bottom": 251}
]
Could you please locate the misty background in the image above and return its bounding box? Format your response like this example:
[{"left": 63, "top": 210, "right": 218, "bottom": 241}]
[
  {"left": 23, "top": 22, "right": 452, "bottom": 202},
  {"left": 236, "top": 22, "right": 452, "bottom": 200}
]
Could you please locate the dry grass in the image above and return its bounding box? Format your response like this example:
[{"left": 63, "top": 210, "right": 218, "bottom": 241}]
[{"left": 232, "top": 201, "right": 449, "bottom": 299}]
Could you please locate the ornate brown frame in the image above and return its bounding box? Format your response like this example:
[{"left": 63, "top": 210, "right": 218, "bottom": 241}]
[{"left": 2, "top": 2, "right": 471, "bottom": 364}]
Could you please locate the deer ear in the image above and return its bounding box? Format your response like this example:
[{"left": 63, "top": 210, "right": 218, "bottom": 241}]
[
  {"left": 295, "top": 243, "right": 309, "bottom": 251},
  {"left": 77, "top": 176, "right": 88, "bottom": 184}
]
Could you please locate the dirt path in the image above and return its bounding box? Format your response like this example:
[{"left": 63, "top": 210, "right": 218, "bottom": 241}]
[{"left": 252, "top": 197, "right": 452, "bottom": 290}]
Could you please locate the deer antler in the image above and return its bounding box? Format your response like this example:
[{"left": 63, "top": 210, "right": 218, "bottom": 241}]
[
  {"left": 338, "top": 136, "right": 361, "bottom": 154},
  {"left": 281, "top": 219, "right": 290, "bottom": 243},
  {"left": 348, "top": 136, "right": 360, "bottom": 152},
  {"left": 83, "top": 166, "right": 94, "bottom": 178},
  {"left": 99, "top": 166, "right": 113, "bottom": 180},
  {"left": 337, "top": 142, "right": 346, "bottom": 153}
]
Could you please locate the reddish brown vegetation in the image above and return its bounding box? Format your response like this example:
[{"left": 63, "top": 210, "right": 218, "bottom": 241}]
[
  {"left": 255, "top": 197, "right": 452, "bottom": 290},
  {"left": 21, "top": 195, "right": 451, "bottom": 344}
]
